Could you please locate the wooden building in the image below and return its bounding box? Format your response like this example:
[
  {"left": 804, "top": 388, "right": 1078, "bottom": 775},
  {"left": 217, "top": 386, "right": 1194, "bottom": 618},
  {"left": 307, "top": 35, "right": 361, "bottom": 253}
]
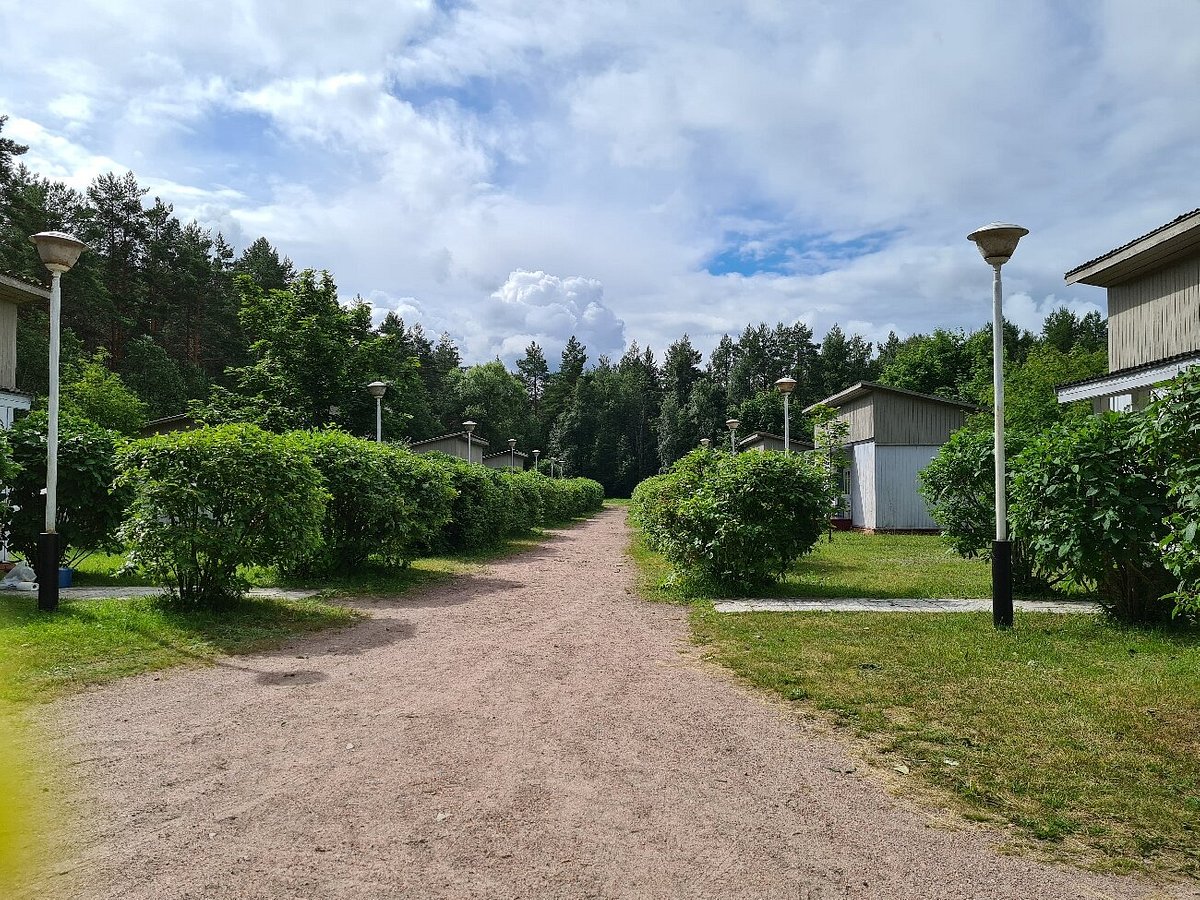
[
  {"left": 482, "top": 449, "right": 529, "bottom": 471},
  {"left": 1057, "top": 209, "right": 1200, "bottom": 411},
  {"left": 0, "top": 273, "right": 48, "bottom": 429},
  {"left": 735, "top": 431, "right": 813, "bottom": 454},
  {"left": 408, "top": 431, "right": 489, "bottom": 464},
  {"left": 806, "top": 382, "right": 974, "bottom": 532}
]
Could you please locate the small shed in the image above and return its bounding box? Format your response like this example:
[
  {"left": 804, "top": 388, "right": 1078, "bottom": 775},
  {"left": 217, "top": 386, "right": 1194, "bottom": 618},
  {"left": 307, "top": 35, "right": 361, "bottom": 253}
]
[
  {"left": 736, "top": 431, "right": 813, "bottom": 454},
  {"left": 0, "top": 273, "right": 49, "bottom": 429},
  {"left": 408, "top": 431, "right": 490, "bottom": 464},
  {"left": 140, "top": 413, "right": 201, "bottom": 437},
  {"left": 482, "top": 449, "right": 529, "bottom": 471},
  {"left": 806, "top": 382, "right": 974, "bottom": 532}
]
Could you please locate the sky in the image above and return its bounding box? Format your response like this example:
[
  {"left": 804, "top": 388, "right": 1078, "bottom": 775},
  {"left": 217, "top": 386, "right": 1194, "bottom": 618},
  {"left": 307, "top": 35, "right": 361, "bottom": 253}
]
[{"left": 2, "top": 0, "right": 1198, "bottom": 366}]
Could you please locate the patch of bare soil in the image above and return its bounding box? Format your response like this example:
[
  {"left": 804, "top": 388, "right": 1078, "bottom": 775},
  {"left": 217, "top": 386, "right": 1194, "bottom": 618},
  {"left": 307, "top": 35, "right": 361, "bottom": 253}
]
[{"left": 18, "top": 509, "right": 1197, "bottom": 899}]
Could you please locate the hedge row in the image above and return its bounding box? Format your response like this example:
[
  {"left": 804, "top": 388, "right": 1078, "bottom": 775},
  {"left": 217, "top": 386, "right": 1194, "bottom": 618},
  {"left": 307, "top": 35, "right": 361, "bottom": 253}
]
[
  {"left": 631, "top": 448, "right": 830, "bottom": 587},
  {"left": 1, "top": 421, "right": 604, "bottom": 605}
]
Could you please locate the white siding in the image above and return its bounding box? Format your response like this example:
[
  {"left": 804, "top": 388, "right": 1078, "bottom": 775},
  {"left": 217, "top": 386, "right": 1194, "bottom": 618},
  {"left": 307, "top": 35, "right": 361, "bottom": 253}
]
[
  {"left": 874, "top": 445, "right": 940, "bottom": 530},
  {"left": 849, "top": 442, "right": 876, "bottom": 529}
]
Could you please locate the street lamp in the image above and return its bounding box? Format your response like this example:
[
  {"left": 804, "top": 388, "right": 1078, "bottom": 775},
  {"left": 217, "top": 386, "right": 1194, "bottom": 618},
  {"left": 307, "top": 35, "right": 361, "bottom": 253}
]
[
  {"left": 463, "top": 420, "right": 477, "bottom": 463},
  {"left": 774, "top": 376, "right": 797, "bottom": 454},
  {"left": 29, "top": 230, "right": 88, "bottom": 613},
  {"left": 967, "top": 222, "right": 1028, "bottom": 630},
  {"left": 366, "top": 381, "right": 387, "bottom": 442},
  {"left": 725, "top": 418, "right": 740, "bottom": 453},
  {"left": 532, "top": 449, "right": 540, "bottom": 473},
  {"left": 508, "top": 438, "right": 517, "bottom": 472},
  {"left": 700, "top": 437, "right": 710, "bottom": 448}
]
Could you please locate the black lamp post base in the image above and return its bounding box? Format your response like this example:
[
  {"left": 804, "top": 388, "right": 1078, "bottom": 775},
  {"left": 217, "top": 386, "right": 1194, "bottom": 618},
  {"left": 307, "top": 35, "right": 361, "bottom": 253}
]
[
  {"left": 37, "top": 532, "right": 60, "bottom": 612},
  {"left": 992, "top": 539, "right": 1013, "bottom": 629}
]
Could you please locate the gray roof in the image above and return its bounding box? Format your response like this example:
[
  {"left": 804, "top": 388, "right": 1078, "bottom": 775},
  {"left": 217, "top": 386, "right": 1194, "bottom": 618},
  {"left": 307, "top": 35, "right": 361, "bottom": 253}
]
[
  {"left": 408, "top": 431, "right": 491, "bottom": 448},
  {"left": 0, "top": 272, "right": 50, "bottom": 305},
  {"left": 736, "top": 431, "right": 814, "bottom": 450},
  {"left": 1065, "top": 208, "right": 1200, "bottom": 287},
  {"left": 804, "top": 381, "right": 977, "bottom": 414}
]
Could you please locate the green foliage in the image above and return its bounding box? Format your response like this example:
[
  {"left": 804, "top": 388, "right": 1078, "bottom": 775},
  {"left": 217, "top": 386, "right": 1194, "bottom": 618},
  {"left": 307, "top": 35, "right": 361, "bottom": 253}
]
[
  {"left": 1010, "top": 414, "right": 1175, "bottom": 622},
  {"left": 1138, "top": 366, "right": 1200, "bottom": 616},
  {"left": 631, "top": 449, "right": 828, "bottom": 588},
  {"left": 117, "top": 425, "right": 327, "bottom": 606},
  {"left": 4, "top": 411, "right": 128, "bottom": 566},
  {"left": 422, "top": 454, "right": 512, "bottom": 553},
  {"left": 61, "top": 350, "right": 149, "bottom": 435},
  {"left": 918, "top": 422, "right": 1040, "bottom": 589},
  {"left": 286, "top": 430, "right": 454, "bottom": 573}
]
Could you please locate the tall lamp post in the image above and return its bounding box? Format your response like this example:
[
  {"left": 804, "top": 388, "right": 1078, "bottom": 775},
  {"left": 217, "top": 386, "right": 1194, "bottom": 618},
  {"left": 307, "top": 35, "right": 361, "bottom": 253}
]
[
  {"left": 366, "top": 381, "right": 387, "bottom": 442},
  {"left": 508, "top": 438, "right": 517, "bottom": 472},
  {"left": 463, "top": 420, "right": 477, "bottom": 463},
  {"left": 532, "top": 449, "right": 540, "bottom": 473},
  {"left": 725, "top": 418, "right": 740, "bottom": 453},
  {"left": 30, "top": 231, "right": 88, "bottom": 613},
  {"left": 967, "top": 222, "right": 1028, "bottom": 630},
  {"left": 774, "top": 376, "right": 797, "bottom": 454}
]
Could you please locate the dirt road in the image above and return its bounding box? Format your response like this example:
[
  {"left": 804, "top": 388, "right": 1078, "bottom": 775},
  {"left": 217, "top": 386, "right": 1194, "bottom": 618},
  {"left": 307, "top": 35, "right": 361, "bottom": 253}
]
[{"left": 23, "top": 508, "right": 1193, "bottom": 899}]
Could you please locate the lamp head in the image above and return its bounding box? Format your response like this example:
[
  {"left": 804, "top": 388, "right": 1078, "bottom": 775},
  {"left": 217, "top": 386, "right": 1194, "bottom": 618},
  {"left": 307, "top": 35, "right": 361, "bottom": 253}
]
[
  {"left": 30, "top": 231, "right": 88, "bottom": 274},
  {"left": 967, "top": 223, "right": 1029, "bottom": 266},
  {"left": 366, "top": 380, "right": 388, "bottom": 399},
  {"left": 508, "top": 438, "right": 516, "bottom": 449},
  {"left": 774, "top": 376, "right": 797, "bottom": 395},
  {"left": 725, "top": 418, "right": 740, "bottom": 431},
  {"left": 462, "top": 420, "right": 476, "bottom": 433},
  {"left": 533, "top": 449, "right": 540, "bottom": 459},
  {"left": 700, "top": 438, "right": 711, "bottom": 448}
]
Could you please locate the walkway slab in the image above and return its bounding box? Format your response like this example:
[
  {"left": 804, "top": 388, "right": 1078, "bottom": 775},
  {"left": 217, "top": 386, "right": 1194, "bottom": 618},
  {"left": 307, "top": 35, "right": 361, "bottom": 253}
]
[{"left": 715, "top": 598, "right": 1104, "bottom": 614}]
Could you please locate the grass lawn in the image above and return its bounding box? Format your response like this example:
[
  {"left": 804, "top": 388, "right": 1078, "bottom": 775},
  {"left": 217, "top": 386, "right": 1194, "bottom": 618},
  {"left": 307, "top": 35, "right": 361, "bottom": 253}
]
[{"left": 631, "top": 529, "right": 1200, "bottom": 877}]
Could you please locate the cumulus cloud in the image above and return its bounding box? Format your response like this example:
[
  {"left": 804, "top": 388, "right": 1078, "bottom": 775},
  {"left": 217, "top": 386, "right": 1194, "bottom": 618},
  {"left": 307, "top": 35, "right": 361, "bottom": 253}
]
[{"left": 474, "top": 270, "right": 626, "bottom": 365}]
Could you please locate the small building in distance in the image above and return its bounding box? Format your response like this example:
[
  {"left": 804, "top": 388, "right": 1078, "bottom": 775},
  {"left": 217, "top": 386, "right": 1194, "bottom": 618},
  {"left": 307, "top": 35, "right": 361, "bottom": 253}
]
[
  {"left": 735, "top": 431, "right": 813, "bottom": 454},
  {"left": 806, "top": 382, "right": 975, "bottom": 532},
  {"left": 0, "top": 273, "right": 49, "bottom": 429},
  {"left": 408, "top": 430, "right": 490, "bottom": 464},
  {"left": 482, "top": 449, "right": 529, "bottom": 471},
  {"left": 1057, "top": 208, "right": 1200, "bottom": 412},
  {"left": 139, "top": 412, "right": 201, "bottom": 437}
]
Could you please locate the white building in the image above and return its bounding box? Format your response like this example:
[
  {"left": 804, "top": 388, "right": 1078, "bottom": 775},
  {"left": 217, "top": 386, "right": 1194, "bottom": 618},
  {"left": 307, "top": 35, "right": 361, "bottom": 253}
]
[{"left": 0, "top": 273, "right": 47, "bottom": 429}]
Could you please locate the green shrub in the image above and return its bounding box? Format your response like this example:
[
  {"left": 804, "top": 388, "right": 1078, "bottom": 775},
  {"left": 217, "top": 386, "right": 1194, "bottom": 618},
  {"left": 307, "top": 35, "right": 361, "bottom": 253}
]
[
  {"left": 919, "top": 422, "right": 1041, "bottom": 590},
  {"left": 1137, "top": 366, "right": 1200, "bottom": 617},
  {"left": 533, "top": 474, "right": 605, "bottom": 524},
  {"left": 4, "top": 411, "right": 129, "bottom": 566},
  {"left": 421, "top": 454, "right": 510, "bottom": 552},
  {"left": 1010, "top": 413, "right": 1174, "bottom": 622},
  {"left": 501, "top": 471, "right": 544, "bottom": 534},
  {"left": 117, "top": 424, "right": 327, "bottom": 606},
  {"left": 632, "top": 449, "right": 828, "bottom": 587},
  {"left": 287, "top": 430, "right": 454, "bottom": 572}
]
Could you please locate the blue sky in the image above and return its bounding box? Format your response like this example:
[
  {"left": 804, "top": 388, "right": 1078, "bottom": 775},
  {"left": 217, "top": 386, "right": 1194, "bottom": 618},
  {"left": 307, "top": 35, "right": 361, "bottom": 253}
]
[{"left": 1, "top": 0, "right": 1198, "bottom": 365}]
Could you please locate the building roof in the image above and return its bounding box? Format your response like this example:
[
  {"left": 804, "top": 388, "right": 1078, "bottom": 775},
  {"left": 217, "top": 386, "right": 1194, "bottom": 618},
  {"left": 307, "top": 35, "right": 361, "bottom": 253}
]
[
  {"left": 1056, "top": 349, "right": 1200, "bottom": 394},
  {"left": 483, "top": 449, "right": 529, "bottom": 460},
  {"left": 0, "top": 272, "right": 50, "bottom": 305},
  {"left": 803, "top": 381, "right": 977, "bottom": 414},
  {"left": 1065, "top": 209, "right": 1200, "bottom": 287},
  {"left": 408, "top": 431, "right": 491, "bottom": 449},
  {"left": 736, "top": 431, "right": 814, "bottom": 450}
]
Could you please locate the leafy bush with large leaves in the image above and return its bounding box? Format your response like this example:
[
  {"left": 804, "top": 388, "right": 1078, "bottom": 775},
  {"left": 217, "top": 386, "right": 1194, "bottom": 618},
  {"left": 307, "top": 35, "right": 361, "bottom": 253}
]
[
  {"left": 918, "top": 421, "right": 1041, "bottom": 590},
  {"left": 117, "top": 424, "right": 327, "bottom": 605},
  {"left": 632, "top": 449, "right": 829, "bottom": 587},
  {"left": 4, "top": 410, "right": 129, "bottom": 566},
  {"left": 1010, "top": 413, "right": 1175, "bottom": 622},
  {"left": 287, "top": 430, "right": 454, "bottom": 573},
  {"left": 1138, "top": 366, "right": 1200, "bottom": 616}
]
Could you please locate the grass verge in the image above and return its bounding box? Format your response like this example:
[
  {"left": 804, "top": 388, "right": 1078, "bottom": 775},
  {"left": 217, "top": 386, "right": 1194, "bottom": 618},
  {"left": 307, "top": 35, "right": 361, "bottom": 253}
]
[{"left": 630, "top": 530, "right": 1200, "bottom": 877}]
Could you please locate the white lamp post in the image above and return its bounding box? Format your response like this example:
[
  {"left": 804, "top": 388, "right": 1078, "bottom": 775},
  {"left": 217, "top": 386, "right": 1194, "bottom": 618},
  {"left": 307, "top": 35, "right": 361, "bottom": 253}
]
[
  {"left": 508, "top": 438, "right": 517, "bottom": 472},
  {"left": 463, "top": 420, "right": 477, "bottom": 463},
  {"left": 725, "top": 418, "right": 740, "bottom": 453},
  {"left": 532, "top": 449, "right": 540, "bottom": 473},
  {"left": 967, "top": 222, "right": 1028, "bottom": 630},
  {"left": 366, "top": 381, "right": 387, "bottom": 442},
  {"left": 774, "top": 376, "right": 797, "bottom": 454},
  {"left": 29, "top": 231, "right": 88, "bottom": 613}
]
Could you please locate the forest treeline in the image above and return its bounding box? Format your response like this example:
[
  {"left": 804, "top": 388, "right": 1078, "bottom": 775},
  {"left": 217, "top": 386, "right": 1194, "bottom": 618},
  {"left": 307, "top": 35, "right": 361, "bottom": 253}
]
[{"left": 1, "top": 116, "right": 1108, "bottom": 496}]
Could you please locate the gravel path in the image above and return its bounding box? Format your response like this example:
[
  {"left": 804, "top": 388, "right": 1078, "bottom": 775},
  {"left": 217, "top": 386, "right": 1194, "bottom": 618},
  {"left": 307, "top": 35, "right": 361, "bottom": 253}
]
[{"left": 20, "top": 508, "right": 1194, "bottom": 899}]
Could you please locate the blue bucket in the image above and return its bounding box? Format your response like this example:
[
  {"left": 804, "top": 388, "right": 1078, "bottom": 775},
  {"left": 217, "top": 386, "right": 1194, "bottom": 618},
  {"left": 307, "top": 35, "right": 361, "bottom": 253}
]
[{"left": 58, "top": 567, "right": 73, "bottom": 588}]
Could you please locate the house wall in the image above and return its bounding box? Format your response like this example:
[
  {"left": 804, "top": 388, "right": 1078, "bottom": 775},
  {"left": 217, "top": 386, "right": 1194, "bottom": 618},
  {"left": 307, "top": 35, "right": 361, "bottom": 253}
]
[
  {"left": 849, "top": 441, "right": 876, "bottom": 529},
  {"left": 873, "top": 393, "right": 970, "bottom": 446},
  {"left": 873, "top": 445, "right": 940, "bottom": 530},
  {"left": 412, "top": 436, "right": 485, "bottom": 463},
  {"left": 1108, "top": 252, "right": 1200, "bottom": 370},
  {"left": 0, "top": 301, "right": 16, "bottom": 390},
  {"left": 835, "top": 396, "right": 875, "bottom": 443}
]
